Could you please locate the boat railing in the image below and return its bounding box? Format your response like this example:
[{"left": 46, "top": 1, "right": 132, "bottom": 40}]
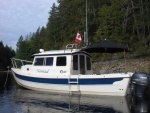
[
  {"left": 66, "top": 44, "right": 78, "bottom": 49},
  {"left": 11, "top": 58, "right": 32, "bottom": 68}
]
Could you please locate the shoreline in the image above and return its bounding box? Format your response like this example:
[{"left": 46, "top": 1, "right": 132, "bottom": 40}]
[
  {"left": 93, "top": 56, "right": 150, "bottom": 74},
  {"left": 0, "top": 71, "right": 11, "bottom": 73}
]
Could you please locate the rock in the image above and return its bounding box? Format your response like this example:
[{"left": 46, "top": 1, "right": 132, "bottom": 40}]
[{"left": 93, "top": 56, "right": 150, "bottom": 74}]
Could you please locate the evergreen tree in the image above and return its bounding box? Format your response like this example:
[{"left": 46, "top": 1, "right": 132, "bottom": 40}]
[
  {"left": 15, "top": 0, "right": 150, "bottom": 60},
  {"left": 0, "top": 41, "right": 15, "bottom": 70}
]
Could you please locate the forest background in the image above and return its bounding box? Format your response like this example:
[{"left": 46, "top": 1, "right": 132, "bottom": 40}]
[{"left": 0, "top": 0, "right": 150, "bottom": 70}]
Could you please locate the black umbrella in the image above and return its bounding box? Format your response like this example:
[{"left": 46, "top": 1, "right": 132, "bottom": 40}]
[{"left": 81, "top": 39, "right": 129, "bottom": 53}]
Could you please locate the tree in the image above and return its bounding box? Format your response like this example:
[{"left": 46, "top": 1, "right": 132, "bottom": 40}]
[
  {"left": 15, "top": 0, "right": 150, "bottom": 59},
  {"left": 0, "top": 41, "right": 15, "bottom": 70}
]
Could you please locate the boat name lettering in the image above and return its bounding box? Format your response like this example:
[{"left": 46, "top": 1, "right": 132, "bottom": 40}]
[
  {"left": 37, "top": 69, "right": 49, "bottom": 73},
  {"left": 60, "top": 70, "right": 66, "bottom": 74}
]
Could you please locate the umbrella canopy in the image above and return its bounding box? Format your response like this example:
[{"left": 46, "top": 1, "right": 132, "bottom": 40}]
[{"left": 81, "top": 40, "right": 129, "bottom": 53}]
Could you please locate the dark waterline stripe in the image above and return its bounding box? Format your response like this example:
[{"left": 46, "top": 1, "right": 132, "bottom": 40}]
[{"left": 15, "top": 73, "right": 123, "bottom": 85}]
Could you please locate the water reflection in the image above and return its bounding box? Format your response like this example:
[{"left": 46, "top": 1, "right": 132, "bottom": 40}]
[
  {"left": 13, "top": 89, "right": 130, "bottom": 113},
  {"left": 0, "top": 72, "right": 16, "bottom": 91},
  {"left": 130, "top": 96, "right": 150, "bottom": 113},
  {"left": 0, "top": 72, "right": 7, "bottom": 90}
]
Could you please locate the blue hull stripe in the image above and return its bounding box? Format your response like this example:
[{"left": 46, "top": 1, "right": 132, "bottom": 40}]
[{"left": 15, "top": 73, "right": 124, "bottom": 85}]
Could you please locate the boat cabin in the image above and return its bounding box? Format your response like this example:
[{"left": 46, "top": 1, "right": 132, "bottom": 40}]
[{"left": 30, "top": 49, "right": 93, "bottom": 76}]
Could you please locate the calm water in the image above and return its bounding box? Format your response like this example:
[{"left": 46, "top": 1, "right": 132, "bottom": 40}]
[{"left": 0, "top": 72, "right": 150, "bottom": 113}]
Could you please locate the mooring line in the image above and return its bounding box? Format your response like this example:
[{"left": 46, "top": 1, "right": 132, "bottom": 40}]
[{"left": 4, "top": 66, "right": 10, "bottom": 88}]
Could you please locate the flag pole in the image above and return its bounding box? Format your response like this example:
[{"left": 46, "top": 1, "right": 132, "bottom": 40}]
[{"left": 86, "top": 0, "right": 88, "bottom": 46}]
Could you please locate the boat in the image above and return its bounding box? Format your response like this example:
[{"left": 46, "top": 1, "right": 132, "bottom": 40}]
[{"left": 11, "top": 44, "right": 133, "bottom": 96}]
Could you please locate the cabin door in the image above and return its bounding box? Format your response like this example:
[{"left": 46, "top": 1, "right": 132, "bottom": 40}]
[
  {"left": 79, "top": 55, "right": 85, "bottom": 74},
  {"left": 72, "top": 55, "right": 85, "bottom": 75},
  {"left": 72, "top": 55, "right": 79, "bottom": 75}
]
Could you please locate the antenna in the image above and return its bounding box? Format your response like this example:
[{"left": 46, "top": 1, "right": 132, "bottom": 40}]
[{"left": 84, "top": 0, "right": 88, "bottom": 46}]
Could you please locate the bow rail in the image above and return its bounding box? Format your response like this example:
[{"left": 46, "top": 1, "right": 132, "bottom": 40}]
[{"left": 11, "top": 58, "right": 32, "bottom": 68}]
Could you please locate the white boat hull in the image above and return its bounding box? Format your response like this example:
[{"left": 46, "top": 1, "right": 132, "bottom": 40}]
[{"left": 12, "top": 68, "right": 132, "bottom": 96}]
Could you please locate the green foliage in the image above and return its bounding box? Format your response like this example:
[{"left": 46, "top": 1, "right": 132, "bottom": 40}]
[
  {"left": 15, "top": 0, "right": 150, "bottom": 60},
  {"left": 0, "top": 41, "right": 15, "bottom": 70}
]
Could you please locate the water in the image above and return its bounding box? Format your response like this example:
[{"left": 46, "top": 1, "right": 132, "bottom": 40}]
[{"left": 0, "top": 72, "right": 150, "bottom": 113}]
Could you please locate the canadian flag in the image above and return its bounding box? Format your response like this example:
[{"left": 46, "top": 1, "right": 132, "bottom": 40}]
[{"left": 75, "top": 31, "right": 82, "bottom": 44}]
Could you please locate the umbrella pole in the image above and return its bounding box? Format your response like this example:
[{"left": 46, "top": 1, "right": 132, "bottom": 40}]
[
  {"left": 105, "top": 48, "right": 108, "bottom": 73},
  {"left": 124, "top": 49, "right": 126, "bottom": 72}
]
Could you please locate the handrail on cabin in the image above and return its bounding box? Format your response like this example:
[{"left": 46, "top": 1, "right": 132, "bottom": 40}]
[
  {"left": 66, "top": 44, "right": 78, "bottom": 49},
  {"left": 11, "top": 58, "right": 32, "bottom": 68}
]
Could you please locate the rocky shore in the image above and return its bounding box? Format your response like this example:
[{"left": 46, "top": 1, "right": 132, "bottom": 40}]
[{"left": 92, "top": 56, "right": 150, "bottom": 74}]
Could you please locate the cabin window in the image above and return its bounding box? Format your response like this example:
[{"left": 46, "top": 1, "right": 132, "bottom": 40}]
[
  {"left": 80, "top": 55, "right": 85, "bottom": 74},
  {"left": 86, "top": 56, "right": 91, "bottom": 70},
  {"left": 56, "top": 56, "right": 66, "bottom": 66},
  {"left": 45, "top": 57, "right": 53, "bottom": 66},
  {"left": 34, "top": 58, "right": 44, "bottom": 66},
  {"left": 73, "top": 55, "right": 78, "bottom": 70}
]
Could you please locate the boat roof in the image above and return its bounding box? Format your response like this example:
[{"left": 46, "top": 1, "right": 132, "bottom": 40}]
[{"left": 33, "top": 49, "right": 91, "bottom": 57}]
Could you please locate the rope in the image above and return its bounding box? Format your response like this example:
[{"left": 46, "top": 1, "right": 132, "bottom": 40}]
[{"left": 4, "top": 66, "right": 10, "bottom": 88}]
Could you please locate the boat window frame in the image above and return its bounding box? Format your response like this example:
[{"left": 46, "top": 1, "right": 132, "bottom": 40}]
[
  {"left": 56, "top": 56, "right": 67, "bottom": 66},
  {"left": 34, "top": 57, "right": 54, "bottom": 66},
  {"left": 34, "top": 57, "right": 45, "bottom": 66},
  {"left": 45, "top": 57, "right": 54, "bottom": 66}
]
